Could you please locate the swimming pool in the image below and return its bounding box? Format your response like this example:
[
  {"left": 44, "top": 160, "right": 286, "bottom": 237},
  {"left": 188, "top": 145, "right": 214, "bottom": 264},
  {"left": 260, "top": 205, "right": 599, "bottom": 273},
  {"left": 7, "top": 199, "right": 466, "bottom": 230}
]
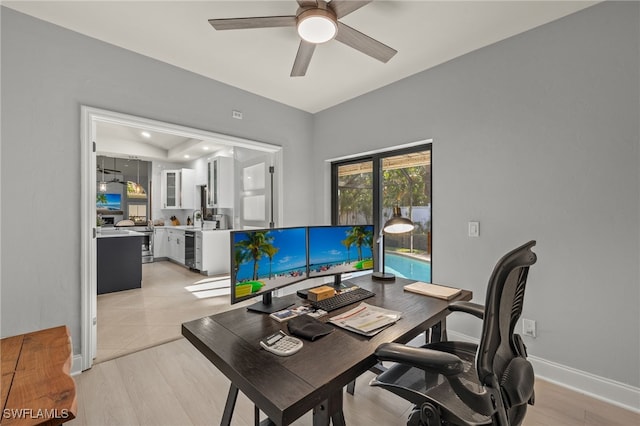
[{"left": 384, "top": 252, "right": 431, "bottom": 282}]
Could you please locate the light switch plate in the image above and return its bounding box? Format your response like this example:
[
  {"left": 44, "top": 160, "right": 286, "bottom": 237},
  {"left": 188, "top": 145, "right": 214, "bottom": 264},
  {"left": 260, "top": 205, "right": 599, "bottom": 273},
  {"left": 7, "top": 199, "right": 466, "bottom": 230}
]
[{"left": 468, "top": 221, "right": 480, "bottom": 237}]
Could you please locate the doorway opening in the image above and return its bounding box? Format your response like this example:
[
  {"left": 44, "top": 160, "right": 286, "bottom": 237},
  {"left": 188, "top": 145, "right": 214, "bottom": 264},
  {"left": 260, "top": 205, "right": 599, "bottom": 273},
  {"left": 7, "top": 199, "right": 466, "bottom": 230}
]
[{"left": 81, "top": 106, "right": 283, "bottom": 370}]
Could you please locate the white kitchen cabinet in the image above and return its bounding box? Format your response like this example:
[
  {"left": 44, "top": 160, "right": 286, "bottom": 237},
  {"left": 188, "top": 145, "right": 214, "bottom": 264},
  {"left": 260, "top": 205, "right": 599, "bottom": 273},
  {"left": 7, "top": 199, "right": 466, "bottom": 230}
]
[
  {"left": 167, "top": 229, "right": 185, "bottom": 264},
  {"left": 153, "top": 228, "right": 168, "bottom": 259},
  {"left": 198, "top": 230, "right": 230, "bottom": 275},
  {"left": 161, "top": 168, "right": 195, "bottom": 209},
  {"left": 207, "top": 157, "right": 234, "bottom": 208}
]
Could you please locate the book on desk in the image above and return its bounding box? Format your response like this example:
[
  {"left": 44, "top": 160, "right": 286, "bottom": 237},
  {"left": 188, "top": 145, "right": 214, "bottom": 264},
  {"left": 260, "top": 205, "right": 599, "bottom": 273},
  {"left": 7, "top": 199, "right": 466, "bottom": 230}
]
[{"left": 403, "top": 281, "right": 462, "bottom": 300}]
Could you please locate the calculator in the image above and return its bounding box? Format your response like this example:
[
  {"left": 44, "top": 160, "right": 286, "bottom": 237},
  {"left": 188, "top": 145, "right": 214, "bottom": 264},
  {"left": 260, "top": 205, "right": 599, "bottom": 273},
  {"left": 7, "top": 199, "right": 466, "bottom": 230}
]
[{"left": 260, "top": 330, "right": 303, "bottom": 356}]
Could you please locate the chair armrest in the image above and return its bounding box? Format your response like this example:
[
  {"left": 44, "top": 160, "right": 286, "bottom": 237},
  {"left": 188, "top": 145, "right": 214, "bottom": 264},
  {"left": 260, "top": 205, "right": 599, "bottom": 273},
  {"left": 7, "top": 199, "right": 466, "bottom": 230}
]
[
  {"left": 375, "top": 342, "right": 464, "bottom": 376},
  {"left": 449, "top": 301, "right": 484, "bottom": 320}
]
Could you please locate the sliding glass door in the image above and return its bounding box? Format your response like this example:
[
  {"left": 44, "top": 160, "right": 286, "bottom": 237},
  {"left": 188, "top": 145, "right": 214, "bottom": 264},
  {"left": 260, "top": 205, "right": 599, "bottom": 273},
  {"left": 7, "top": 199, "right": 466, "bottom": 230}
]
[{"left": 332, "top": 145, "right": 431, "bottom": 282}]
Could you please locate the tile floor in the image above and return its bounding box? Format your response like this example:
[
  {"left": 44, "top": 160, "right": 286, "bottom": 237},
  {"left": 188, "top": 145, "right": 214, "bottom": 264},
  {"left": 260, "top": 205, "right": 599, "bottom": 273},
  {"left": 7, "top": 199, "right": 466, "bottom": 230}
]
[{"left": 95, "top": 260, "right": 236, "bottom": 363}]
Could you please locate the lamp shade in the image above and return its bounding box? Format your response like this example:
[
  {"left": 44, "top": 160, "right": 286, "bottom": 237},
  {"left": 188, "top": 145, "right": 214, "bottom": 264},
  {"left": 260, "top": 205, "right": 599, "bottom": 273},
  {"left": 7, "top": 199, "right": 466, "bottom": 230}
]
[
  {"left": 382, "top": 206, "right": 415, "bottom": 234},
  {"left": 372, "top": 206, "right": 415, "bottom": 281}
]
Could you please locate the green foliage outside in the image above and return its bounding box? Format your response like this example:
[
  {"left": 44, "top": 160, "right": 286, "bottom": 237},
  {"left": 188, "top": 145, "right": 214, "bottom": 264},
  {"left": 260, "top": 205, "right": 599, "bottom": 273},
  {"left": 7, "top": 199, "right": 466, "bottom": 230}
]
[{"left": 337, "top": 161, "right": 431, "bottom": 254}]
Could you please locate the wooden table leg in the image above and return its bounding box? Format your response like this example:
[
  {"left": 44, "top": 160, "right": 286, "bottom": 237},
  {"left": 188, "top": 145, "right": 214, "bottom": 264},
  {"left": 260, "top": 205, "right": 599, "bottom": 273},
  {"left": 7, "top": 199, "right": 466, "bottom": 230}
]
[
  {"left": 313, "top": 388, "right": 345, "bottom": 426},
  {"left": 221, "top": 384, "right": 239, "bottom": 426}
]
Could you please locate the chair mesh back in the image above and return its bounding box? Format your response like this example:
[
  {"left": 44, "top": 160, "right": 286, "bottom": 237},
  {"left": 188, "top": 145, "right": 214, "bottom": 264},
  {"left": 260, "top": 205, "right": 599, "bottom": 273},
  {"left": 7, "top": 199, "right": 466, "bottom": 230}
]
[{"left": 476, "top": 241, "right": 537, "bottom": 387}]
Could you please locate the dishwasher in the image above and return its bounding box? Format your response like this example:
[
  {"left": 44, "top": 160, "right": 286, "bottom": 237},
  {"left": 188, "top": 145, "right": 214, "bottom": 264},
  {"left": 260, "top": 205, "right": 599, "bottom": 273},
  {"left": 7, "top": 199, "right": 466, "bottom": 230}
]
[{"left": 184, "top": 230, "right": 196, "bottom": 269}]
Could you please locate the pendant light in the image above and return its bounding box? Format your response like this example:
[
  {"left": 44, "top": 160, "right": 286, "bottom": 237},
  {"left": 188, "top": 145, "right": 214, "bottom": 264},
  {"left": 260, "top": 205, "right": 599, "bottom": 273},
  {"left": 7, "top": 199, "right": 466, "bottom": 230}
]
[
  {"left": 135, "top": 159, "right": 146, "bottom": 194},
  {"left": 98, "top": 157, "right": 107, "bottom": 193}
]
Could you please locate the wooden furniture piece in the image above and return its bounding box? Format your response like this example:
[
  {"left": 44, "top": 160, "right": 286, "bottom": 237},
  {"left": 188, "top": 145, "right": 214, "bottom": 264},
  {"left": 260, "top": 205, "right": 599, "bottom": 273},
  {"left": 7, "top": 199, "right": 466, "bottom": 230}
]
[
  {"left": 1, "top": 326, "right": 77, "bottom": 426},
  {"left": 182, "top": 275, "right": 471, "bottom": 426}
]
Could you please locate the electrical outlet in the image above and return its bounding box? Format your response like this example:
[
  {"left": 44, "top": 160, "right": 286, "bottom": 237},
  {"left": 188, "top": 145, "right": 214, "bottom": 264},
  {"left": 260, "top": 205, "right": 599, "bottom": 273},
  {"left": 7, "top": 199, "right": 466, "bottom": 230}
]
[
  {"left": 232, "top": 110, "right": 243, "bottom": 119},
  {"left": 522, "top": 318, "right": 537, "bottom": 338}
]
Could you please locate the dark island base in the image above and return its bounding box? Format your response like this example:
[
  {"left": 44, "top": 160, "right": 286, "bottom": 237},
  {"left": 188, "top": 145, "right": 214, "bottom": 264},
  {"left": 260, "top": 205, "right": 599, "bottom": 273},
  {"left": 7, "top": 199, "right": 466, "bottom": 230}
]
[{"left": 97, "top": 236, "right": 142, "bottom": 294}]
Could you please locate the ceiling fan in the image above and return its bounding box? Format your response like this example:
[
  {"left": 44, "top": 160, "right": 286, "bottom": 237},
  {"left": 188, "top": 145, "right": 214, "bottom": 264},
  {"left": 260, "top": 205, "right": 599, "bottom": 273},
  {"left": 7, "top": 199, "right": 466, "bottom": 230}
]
[
  {"left": 208, "top": 0, "right": 397, "bottom": 77},
  {"left": 97, "top": 158, "right": 126, "bottom": 185}
]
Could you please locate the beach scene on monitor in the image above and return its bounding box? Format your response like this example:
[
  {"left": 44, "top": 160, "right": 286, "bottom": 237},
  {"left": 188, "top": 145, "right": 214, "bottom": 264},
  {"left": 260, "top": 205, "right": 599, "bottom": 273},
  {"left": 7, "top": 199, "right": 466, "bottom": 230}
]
[
  {"left": 308, "top": 225, "right": 374, "bottom": 277},
  {"left": 233, "top": 228, "right": 307, "bottom": 300}
]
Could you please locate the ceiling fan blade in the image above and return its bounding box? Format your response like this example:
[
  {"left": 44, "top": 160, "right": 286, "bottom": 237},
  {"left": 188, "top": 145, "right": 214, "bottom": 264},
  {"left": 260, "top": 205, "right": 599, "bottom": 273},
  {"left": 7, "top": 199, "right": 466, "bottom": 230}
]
[
  {"left": 329, "top": 0, "right": 372, "bottom": 19},
  {"left": 291, "top": 40, "right": 316, "bottom": 77},
  {"left": 209, "top": 16, "right": 296, "bottom": 31},
  {"left": 297, "top": 0, "right": 317, "bottom": 7},
  {"left": 335, "top": 22, "right": 397, "bottom": 63}
]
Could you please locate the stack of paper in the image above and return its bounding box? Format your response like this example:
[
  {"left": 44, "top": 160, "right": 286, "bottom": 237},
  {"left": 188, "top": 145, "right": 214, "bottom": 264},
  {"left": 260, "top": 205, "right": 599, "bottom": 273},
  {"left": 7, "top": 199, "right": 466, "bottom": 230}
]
[{"left": 329, "top": 303, "right": 402, "bottom": 336}]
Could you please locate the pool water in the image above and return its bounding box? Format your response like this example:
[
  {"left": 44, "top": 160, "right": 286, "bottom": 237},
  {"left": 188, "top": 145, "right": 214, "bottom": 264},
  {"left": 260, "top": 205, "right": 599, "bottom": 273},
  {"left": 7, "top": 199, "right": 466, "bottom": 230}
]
[{"left": 384, "top": 252, "right": 431, "bottom": 282}]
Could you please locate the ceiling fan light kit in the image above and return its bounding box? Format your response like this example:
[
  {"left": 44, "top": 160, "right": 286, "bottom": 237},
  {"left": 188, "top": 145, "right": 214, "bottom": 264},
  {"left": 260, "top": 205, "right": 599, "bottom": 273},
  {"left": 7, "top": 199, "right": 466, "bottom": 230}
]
[
  {"left": 297, "top": 8, "right": 337, "bottom": 44},
  {"left": 208, "top": 0, "right": 396, "bottom": 77}
]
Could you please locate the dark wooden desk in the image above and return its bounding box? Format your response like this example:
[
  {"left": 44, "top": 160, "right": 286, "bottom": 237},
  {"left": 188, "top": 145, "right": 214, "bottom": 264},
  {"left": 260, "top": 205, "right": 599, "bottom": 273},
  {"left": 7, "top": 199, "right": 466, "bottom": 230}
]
[{"left": 182, "top": 275, "right": 471, "bottom": 426}]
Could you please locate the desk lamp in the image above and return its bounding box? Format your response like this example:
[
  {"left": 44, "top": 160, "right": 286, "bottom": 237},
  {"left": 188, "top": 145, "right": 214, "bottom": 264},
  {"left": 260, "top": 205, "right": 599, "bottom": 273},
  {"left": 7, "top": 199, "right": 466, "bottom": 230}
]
[{"left": 372, "top": 206, "right": 415, "bottom": 281}]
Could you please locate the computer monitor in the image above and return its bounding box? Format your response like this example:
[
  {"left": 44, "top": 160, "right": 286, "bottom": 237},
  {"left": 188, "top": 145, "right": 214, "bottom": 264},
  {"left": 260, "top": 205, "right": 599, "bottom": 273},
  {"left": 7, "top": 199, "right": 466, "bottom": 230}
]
[
  {"left": 308, "top": 225, "right": 375, "bottom": 287},
  {"left": 230, "top": 227, "right": 308, "bottom": 313}
]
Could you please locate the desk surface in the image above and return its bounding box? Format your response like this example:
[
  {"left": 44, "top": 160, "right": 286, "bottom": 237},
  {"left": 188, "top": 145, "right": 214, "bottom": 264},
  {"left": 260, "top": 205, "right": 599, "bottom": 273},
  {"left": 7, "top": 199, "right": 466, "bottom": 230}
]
[{"left": 182, "top": 275, "right": 472, "bottom": 425}]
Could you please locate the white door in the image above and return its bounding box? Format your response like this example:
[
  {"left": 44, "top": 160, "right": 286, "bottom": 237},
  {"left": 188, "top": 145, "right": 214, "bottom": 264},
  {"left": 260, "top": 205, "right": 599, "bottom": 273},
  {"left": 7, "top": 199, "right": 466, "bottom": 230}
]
[{"left": 235, "top": 148, "right": 277, "bottom": 229}]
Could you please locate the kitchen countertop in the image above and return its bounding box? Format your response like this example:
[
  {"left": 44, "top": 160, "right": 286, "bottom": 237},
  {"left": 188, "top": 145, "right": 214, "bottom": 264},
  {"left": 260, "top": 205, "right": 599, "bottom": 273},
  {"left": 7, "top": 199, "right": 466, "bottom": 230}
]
[
  {"left": 153, "top": 225, "right": 230, "bottom": 232},
  {"left": 97, "top": 229, "right": 145, "bottom": 238}
]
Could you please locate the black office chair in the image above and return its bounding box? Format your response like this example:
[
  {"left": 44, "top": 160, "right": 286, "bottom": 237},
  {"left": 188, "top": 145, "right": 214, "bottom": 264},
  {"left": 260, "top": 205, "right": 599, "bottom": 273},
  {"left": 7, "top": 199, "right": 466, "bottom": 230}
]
[{"left": 371, "top": 240, "right": 537, "bottom": 426}]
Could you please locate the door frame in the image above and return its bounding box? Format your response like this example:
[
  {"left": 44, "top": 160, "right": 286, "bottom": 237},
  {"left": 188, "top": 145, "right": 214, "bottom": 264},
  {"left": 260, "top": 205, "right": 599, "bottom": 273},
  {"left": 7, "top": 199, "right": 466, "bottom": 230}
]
[
  {"left": 80, "top": 106, "right": 283, "bottom": 370},
  {"left": 328, "top": 140, "right": 432, "bottom": 276}
]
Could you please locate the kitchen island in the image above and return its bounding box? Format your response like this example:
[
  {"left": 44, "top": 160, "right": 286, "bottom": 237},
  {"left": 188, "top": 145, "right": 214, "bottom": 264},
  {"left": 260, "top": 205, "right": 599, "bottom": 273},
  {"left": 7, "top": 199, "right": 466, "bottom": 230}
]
[{"left": 97, "top": 229, "right": 143, "bottom": 294}]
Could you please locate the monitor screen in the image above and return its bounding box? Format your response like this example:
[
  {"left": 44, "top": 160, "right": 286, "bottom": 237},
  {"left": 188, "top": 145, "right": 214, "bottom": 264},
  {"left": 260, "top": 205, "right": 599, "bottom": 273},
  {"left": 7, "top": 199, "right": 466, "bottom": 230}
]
[
  {"left": 231, "top": 227, "right": 308, "bottom": 313},
  {"left": 97, "top": 193, "right": 122, "bottom": 210},
  {"left": 308, "top": 225, "right": 375, "bottom": 284}
]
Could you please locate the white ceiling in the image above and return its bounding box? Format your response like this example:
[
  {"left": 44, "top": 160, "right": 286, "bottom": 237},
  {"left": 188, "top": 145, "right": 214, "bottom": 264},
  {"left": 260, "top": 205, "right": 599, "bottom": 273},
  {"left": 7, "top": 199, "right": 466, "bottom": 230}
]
[
  {"left": 4, "top": 0, "right": 598, "bottom": 114},
  {"left": 96, "top": 121, "right": 229, "bottom": 162}
]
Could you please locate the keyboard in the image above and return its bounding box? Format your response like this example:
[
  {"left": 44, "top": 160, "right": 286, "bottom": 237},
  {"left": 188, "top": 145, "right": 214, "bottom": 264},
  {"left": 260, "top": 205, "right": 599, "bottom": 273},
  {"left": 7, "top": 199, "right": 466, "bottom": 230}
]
[{"left": 310, "top": 287, "right": 375, "bottom": 312}]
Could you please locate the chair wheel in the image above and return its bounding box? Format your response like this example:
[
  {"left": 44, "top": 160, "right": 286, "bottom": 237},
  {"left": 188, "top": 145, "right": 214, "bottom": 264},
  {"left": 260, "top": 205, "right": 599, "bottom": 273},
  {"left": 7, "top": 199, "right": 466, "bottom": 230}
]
[
  {"left": 420, "top": 402, "right": 441, "bottom": 425},
  {"left": 407, "top": 407, "right": 422, "bottom": 426}
]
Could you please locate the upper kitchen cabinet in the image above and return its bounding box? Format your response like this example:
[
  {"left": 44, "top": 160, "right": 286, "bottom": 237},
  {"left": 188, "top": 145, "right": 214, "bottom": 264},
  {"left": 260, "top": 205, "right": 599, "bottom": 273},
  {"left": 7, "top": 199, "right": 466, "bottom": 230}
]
[
  {"left": 161, "top": 168, "right": 195, "bottom": 209},
  {"left": 207, "top": 156, "right": 234, "bottom": 208}
]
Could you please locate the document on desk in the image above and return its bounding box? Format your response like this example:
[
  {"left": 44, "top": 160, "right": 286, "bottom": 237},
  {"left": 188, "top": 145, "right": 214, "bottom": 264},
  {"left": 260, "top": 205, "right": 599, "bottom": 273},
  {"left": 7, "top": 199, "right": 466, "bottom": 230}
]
[{"left": 329, "top": 302, "right": 402, "bottom": 336}]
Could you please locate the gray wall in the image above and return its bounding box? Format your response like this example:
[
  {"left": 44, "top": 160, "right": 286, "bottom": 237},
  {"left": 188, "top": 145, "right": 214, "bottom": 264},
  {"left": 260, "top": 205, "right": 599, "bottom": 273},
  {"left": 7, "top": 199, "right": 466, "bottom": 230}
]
[
  {"left": 313, "top": 2, "right": 639, "bottom": 387},
  {"left": 1, "top": 1, "right": 638, "bottom": 390},
  {"left": 0, "top": 7, "right": 314, "bottom": 354}
]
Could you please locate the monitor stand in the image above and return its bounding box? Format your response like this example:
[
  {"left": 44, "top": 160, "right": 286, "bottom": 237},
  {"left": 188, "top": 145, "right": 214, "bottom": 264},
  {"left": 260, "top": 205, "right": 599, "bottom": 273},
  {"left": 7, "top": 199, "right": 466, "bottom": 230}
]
[
  {"left": 246, "top": 291, "right": 294, "bottom": 314},
  {"left": 332, "top": 274, "right": 354, "bottom": 289}
]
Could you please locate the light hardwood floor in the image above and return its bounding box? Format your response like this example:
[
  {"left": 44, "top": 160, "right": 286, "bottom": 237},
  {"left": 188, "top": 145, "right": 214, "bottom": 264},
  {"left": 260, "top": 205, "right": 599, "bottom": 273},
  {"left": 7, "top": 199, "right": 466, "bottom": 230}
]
[
  {"left": 71, "top": 338, "right": 639, "bottom": 426},
  {"left": 96, "top": 260, "right": 234, "bottom": 363},
  {"left": 86, "top": 262, "right": 638, "bottom": 425}
]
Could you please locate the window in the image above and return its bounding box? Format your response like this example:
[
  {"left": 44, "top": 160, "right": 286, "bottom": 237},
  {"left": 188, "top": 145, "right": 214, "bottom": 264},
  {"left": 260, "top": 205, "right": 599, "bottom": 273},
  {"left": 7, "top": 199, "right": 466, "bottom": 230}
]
[{"left": 332, "top": 145, "right": 431, "bottom": 282}]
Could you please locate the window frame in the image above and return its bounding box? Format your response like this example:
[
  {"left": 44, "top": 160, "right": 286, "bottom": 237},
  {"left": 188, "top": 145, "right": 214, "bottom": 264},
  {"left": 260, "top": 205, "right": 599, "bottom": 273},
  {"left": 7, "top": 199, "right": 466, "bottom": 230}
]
[{"left": 331, "top": 144, "right": 432, "bottom": 274}]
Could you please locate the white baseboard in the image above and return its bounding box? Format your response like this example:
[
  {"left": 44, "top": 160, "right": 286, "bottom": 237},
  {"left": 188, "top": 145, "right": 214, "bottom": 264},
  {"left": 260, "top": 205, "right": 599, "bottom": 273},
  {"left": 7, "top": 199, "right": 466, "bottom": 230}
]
[
  {"left": 447, "top": 330, "right": 640, "bottom": 413},
  {"left": 71, "top": 354, "right": 83, "bottom": 376}
]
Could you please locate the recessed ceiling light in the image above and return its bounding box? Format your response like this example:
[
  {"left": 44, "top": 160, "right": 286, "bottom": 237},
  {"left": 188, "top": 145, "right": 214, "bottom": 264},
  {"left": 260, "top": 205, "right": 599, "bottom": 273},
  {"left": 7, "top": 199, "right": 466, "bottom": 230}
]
[
  {"left": 184, "top": 154, "right": 190, "bottom": 159},
  {"left": 203, "top": 147, "right": 209, "bottom": 151},
  {"left": 141, "top": 131, "right": 151, "bottom": 138}
]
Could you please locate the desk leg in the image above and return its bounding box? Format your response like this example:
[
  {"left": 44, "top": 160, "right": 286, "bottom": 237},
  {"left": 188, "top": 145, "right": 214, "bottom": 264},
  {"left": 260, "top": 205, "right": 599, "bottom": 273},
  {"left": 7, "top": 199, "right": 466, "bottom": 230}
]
[
  {"left": 313, "top": 388, "right": 345, "bottom": 426},
  {"left": 221, "top": 384, "right": 239, "bottom": 426},
  {"left": 430, "top": 318, "right": 447, "bottom": 343}
]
